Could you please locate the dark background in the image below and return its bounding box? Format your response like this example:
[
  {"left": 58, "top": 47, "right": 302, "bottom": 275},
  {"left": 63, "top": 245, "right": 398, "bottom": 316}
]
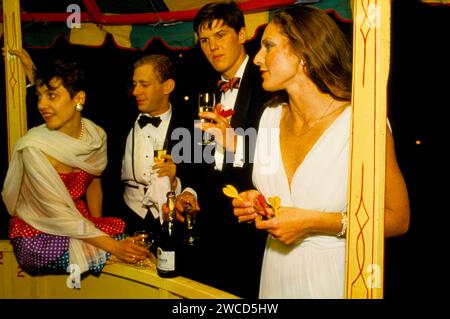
[{"left": 0, "top": 0, "right": 448, "bottom": 300}]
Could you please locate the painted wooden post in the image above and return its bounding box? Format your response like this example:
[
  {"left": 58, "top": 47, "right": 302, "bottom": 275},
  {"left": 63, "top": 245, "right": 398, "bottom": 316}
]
[
  {"left": 345, "top": 0, "right": 391, "bottom": 298},
  {"left": 3, "top": 0, "right": 27, "bottom": 160}
]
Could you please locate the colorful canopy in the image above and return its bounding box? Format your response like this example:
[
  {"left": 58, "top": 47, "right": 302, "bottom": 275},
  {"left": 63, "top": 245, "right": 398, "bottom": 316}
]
[{"left": 0, "top": 0, "right": 354, "bottom": 49}]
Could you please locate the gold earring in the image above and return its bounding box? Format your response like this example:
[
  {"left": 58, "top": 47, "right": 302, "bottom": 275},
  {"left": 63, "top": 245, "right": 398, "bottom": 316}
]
[
  {"left": 75, "top": 103, "right": 83, "bottom": 112},
  {"left": 301, "top": 59, "right": 306, "bottom": 67}
]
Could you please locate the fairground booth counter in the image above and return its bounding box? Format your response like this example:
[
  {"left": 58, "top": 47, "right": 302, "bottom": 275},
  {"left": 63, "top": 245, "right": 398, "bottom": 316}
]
[{"left": 1, "top": 0, "right": 447, "bottom": 299}]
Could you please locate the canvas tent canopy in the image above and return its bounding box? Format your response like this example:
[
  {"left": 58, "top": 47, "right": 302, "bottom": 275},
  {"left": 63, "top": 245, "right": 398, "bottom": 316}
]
[
  {"left": 0, "top": 0, "right": 353, "bottom": 49},
  {"left": 2, "top": 0, "right": 445, "bottom": 50}
]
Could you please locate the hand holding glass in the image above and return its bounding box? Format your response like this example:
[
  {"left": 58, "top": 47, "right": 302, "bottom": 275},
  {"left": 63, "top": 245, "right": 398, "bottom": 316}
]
[
  {"left": 153, "top": 140, "right": 167, "bottom": 164},
  {"left": 152, "top": 141, "right": 167, "bottom": 177},
  {"left": 133, "top": 230, "right": 154, "bottom": 268},
  {"left": 198, "top": 92, "right": 215, "bottom": 145}
]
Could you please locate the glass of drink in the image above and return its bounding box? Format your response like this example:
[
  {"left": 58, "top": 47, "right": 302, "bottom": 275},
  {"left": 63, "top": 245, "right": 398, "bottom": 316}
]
[
  {"left": 153, "top": 148, "right": 167, "bottom": 163},
  {"left": 133, "top": 230, "right": 154, "bottom": 268},
  {"left": 184, "top": 203, "right": 197, "bottom": 246},
  {"left": 198, "top": 92, "right": 215, "bottom": 145},
  {"left": 153, "top": 140, "right": 167, "bottom": 168}
]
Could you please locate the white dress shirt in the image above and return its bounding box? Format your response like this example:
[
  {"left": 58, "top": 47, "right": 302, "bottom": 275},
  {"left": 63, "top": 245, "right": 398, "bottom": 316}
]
[
  {"left": 214, "top": 55, "right": 248, "bottom": 171},
  {"left": 121, "top": 105, "right": 181, "bottom": 223}
]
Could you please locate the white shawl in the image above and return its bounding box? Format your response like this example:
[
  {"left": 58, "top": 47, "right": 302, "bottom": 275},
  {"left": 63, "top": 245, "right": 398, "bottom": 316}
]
[{"left": 2, "top": 118, "right": 109, "bottom": 273}]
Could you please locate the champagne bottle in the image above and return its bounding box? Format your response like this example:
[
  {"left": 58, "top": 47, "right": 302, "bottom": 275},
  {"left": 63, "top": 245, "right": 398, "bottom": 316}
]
[{"left": 157, "top": 191, "right": 179, "bottom": 278}]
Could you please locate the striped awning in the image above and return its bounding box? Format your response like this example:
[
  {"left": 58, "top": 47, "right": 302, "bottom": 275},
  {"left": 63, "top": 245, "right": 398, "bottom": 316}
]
[{"left": 0, "top": 0, "right": 353, "bottom": 50}]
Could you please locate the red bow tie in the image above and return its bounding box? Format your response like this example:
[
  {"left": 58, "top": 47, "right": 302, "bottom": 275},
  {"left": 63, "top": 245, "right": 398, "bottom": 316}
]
[{"left": 217, "top": 77, "right": 241, "bottom": 93}]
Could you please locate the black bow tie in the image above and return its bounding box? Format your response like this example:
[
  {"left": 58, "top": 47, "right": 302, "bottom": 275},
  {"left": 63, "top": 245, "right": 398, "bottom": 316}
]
[
  {"left": 217, "top": 77, "right": 241, "bottom": 93},
  {"left": 138, "top": 115, "right": 162, "bottom": 128}
]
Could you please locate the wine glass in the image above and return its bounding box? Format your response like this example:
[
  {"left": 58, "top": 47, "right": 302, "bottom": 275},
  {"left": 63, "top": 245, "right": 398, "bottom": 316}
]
[
  {"left": 184, "top": 203, "right": 197, "bottom": 246},
  {"left": 133, "top": 230, "right": 154, "bottom": 268},
  {"left": 198, "top": 92, "right": 215, "bottom": 145}
]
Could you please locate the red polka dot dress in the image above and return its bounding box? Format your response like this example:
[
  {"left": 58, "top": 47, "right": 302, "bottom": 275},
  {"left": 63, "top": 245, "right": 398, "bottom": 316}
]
[{"left": 9, "top": 171, "right": 125, "bottom": 273}]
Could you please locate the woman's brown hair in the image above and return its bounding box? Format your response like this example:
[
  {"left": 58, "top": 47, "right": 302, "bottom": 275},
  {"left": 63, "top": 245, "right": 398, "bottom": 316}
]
[{"left": 269, "top": 5, "right": 352, "bottom": 105}]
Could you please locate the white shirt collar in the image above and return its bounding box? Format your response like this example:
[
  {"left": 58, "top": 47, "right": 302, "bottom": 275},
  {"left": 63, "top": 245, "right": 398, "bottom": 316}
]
[{"left": 220, "top": 55, "right": 249, "bottom": 81}]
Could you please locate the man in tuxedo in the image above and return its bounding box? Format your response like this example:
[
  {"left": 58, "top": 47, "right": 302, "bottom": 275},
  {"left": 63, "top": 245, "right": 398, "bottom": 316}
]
[
  {"left": 120, "top": 54, "right": 194, "bottom": 240},
  {"left": 176, "top": 1, "right": 270, "bottom": 298}
]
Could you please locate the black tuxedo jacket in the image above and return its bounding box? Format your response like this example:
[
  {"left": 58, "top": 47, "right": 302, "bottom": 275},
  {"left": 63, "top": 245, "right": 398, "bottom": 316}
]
[
  {"left": 180, "top": 60, "right": 271, "bottom": 299},
  {"left": 166, "top": 104, "right": 197, "bottom": 154}
]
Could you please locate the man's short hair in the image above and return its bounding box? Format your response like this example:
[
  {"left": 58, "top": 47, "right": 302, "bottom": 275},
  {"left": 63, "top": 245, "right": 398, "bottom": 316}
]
[
  {"left": 193, "top": 1, "right": 245, "bottom": 34},
  {"left": 133, "top": 54, "right": 175, "bottom": 82}
]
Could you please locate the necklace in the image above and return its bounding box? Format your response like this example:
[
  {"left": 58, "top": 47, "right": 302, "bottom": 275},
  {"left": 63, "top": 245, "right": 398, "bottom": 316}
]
[
  {"left": 289, "top": 98, "right": 337, "bottom": 137},
  {"left": 78, "top": 120, "right": 85, "bottom": 140},
  {"left": 292, "top": 98, "right": 334, "bottom": 137}
]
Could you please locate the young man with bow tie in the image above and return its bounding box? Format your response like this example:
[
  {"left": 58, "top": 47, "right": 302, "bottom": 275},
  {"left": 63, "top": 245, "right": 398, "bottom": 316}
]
[
  {"left": 120, "top": 55, "right": 194, "bottom": 239},
  {"left": 176, "top": 1, "right": 270, "bottom": 299}
]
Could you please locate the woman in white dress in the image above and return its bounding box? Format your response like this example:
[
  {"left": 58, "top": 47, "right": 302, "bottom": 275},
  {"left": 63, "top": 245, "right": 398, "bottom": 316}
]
[{"left": 232, "top": 6, "right": 410, "bottom": 298}]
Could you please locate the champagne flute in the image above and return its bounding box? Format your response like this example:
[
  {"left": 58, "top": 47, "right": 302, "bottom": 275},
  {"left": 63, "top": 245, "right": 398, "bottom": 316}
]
[
  {"left": 184, "top": 203, "right": 197, "bottom": 246},
  {"left": 133, "top": 230, "right": 154, "bottom": 268},
  {"left": 198, "top": 92, "right": 215, "bottom": 145}
]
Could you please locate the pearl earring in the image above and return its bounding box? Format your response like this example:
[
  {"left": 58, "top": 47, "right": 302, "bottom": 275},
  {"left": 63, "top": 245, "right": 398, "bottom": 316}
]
[
  {"left": 301, "top": 59, "right": 306, "bottom": 67},
  {"left": 75, "top": 103, "right": 83, "bottom": 112}
]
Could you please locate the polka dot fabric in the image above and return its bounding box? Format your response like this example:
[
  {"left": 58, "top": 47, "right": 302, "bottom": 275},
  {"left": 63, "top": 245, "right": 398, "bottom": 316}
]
[
  {"left": 9, "top": 171, "right": 126, "bottom": 273},
  {"left": 11, "top": 234, "right": 69, "bottom": 273}
]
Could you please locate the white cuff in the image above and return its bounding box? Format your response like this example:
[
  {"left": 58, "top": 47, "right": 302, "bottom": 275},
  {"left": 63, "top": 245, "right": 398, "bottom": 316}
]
[
  {"left": 214, "top": 143, "right": 225, "bottom": 171},
  {"left": 233, "top": 134, "right": 245, "bottom": 168},
  {"left": 174, "top": 177, "right": 182, "bottom": 195}
]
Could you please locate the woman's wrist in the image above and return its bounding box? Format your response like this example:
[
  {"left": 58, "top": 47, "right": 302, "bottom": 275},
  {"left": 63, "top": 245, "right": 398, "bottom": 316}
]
[
  {"left": 84, "top": 235, "right": 117, "bottom": 255},
  {"left": 308, "top": 210, "right": 343, "bottom": 235},
  {"left": 107, "top": 238, "right": 120, "bottom": 256},
  {"left": 25, "top": 65, "right": 36, "bottom": 85},
  {"left": 304, "top": 210, "right": 322, "bottom": 234}
]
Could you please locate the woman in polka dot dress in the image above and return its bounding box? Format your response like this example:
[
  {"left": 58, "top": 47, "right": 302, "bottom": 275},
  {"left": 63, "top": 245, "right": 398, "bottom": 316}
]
[{"left": 2, "top": 55, "right": 148, "bottom": 274}]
